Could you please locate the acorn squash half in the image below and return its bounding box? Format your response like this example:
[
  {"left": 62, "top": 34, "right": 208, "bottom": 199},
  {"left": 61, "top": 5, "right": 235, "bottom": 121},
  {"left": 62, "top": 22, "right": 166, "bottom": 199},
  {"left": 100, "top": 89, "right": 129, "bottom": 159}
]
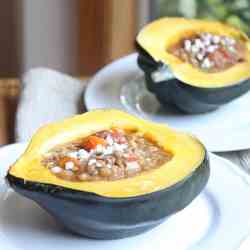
[
  {"left": 6, "top": 109, "right": 209, "bottom": 239},
  {"left": 137, "top": 18, "right": 250, "bottom": 113}
]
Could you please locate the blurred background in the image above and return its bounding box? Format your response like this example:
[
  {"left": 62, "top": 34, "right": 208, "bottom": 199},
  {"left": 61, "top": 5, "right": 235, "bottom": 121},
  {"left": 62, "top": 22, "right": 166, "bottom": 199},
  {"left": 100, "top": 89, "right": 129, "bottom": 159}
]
[
  {"left": 1, "top": 0, "right": 250, "bottom": 144},
  {"left": 155, "top": 0, "right": 250, "bottom": 34},
  {"left": 2, "top": 0, "right": 250, "bottom": 77}
]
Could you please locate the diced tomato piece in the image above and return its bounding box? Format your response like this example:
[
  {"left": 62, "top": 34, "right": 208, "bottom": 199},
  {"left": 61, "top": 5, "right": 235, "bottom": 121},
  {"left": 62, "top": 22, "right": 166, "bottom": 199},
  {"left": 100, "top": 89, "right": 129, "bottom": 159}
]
[
  {"left": 219, "top": 47, "right": 232, "bottom": 60},
  {"left": 82, "top": 136, "right": 107, "bottom": 151},
  {"left": 208, "top": 48, "right": 230, "bottom": 68},
  {"left": 125, "top": 153, "right": 138, "bottom": 162}
]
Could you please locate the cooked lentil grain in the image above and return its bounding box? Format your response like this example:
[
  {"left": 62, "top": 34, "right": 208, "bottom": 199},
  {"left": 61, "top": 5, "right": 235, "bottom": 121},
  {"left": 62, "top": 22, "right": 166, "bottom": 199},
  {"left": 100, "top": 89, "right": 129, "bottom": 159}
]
[
  {"left": 42, "top": 129, "right": 172, "bottom": 181},
  {"left": 168, "top": 32, "right": 246, "bottom": 73}
]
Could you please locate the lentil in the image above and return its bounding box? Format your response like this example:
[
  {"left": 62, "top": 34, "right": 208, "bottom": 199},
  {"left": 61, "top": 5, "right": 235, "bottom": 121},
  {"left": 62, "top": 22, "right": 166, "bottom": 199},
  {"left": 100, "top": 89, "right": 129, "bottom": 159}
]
[
  {"left": 42, "top": 128, "right": 172, "bottom": 182},
  {"left": 168, "top": 32, "right": 246, "bottom": 72}
]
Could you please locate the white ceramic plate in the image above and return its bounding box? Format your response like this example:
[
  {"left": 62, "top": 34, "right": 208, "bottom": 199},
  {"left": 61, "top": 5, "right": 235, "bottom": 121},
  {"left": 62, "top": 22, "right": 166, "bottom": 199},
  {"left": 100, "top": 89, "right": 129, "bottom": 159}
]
[
  {"left": 85, "top": 53, "right": 250, "bottom": 152},
  {"left": 1, "top": 143, "right": 250, "bottom": 250}
]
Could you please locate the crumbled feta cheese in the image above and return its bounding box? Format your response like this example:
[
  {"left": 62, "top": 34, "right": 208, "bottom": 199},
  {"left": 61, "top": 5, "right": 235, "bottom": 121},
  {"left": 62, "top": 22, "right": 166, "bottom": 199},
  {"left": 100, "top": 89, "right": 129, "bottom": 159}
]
[
  {"left": 184, "top": 40, "right": 192, "bottom": 51},
  {"left": 103, "top": 146, "right": 114, "bottom": 155},
  {"left": 228, "top": 46, "right": 236, "bottom": 53},
  {"left": 113, "top": 143, "right": 127, "bottom": 152},
  {"left": 212, "top": 35, "right": 220, "bottom": 44},
  {"left": 78, "top": 149, "right": 89, "bottom": 159},
  {"left": 201, "top": 58, "right": 212, "bottom": 69},
  {"left": 194, "top": 39, "right": 203, "bottom": 48},
  {"left": 51, "top": 166, "right": 63, "bottom": 174},
  {"left": 89, "top": 149, "right": 95, "bottom": 155},
  {"left": 205, "top": 40, "right": 211, "bottom": 47},
  {"left": 225, "top": 37, "right": 235, "bottom": 45},
  {"left": 95, "top": 144, "right": 104, "bottom": 154},
  {"left": 65, "top": 161, "right": 74, "bottom": 170},
  {"left": 206, "top": 45, "right": 218, "bottom": 53},
  {"left": 196, "top": 52, "right": 204, "bottom": 61},
  {"left": 126, "top": 161, "right": 140, "bottom": 171},
  {"left": 106, "top": 135, "right": 114, "bottom": 146},
  {"left": 191, "top": 45, "right": 199, "bottom": 54},
  {"left": 96, "top": 161, "right": 103, "bottom": 168},
  {"left": 67, "top": 151, "right": 78, "bottom": 159},
  {"left": 88, "top": 159, "right": 97, "bottom": 165},
  {"left": 106, "top": 164, "right": 112, "bottom": 169}
]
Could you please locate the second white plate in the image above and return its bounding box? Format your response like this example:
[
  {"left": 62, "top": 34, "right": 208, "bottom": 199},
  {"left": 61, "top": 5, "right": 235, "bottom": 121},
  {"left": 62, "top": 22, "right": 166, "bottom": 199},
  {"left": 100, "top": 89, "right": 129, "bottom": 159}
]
[
  {"left": 85, "top": 53, "right": 250, "bottom": 152},
  {"left": 1, "top": 143, "right": 250, "bottom": 250}
]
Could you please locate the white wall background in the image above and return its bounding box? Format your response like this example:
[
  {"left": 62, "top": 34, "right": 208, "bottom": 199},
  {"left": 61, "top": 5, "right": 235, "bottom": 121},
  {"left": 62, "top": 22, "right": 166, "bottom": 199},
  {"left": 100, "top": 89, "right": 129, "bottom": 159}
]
[
  {"left": 19, "top": 0, "right": 79, "bottom": 75},
  {"left": 0, "top": 0, "right": 149, "bottom": 77}
]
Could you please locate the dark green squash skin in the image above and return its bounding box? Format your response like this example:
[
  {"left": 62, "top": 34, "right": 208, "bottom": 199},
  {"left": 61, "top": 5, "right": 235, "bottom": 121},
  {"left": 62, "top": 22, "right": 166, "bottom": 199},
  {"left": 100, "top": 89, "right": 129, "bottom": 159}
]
[
  {"left": 137, "top": 47, "right": 250, "bottom": 114},
  {"left": 6, "top": 152, "right": 209, "bottom": 240}
]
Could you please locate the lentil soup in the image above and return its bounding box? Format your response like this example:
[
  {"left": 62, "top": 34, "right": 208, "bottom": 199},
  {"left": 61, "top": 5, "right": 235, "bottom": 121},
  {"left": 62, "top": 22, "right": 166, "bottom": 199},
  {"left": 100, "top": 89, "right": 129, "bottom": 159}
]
[
  {"left": 168, "top": 32, "right": 246, "bottom": 72},
  {"left": 42, "top": 128, "right": 172, "bottom": 182}
]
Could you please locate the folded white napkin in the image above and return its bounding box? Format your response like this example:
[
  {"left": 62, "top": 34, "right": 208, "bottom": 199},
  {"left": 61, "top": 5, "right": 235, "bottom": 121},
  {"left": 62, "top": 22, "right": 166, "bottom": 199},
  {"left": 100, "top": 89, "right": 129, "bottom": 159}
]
[{"left": 16, "top": 68, "right": 86, "bottom": 142}]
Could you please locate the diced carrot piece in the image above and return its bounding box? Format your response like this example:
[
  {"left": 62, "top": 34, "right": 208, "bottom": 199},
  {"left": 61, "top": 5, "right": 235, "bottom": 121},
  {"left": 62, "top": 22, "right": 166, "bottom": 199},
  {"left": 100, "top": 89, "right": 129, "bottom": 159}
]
[{"left": 82, "top": 136, "right": 107, "bottom": 151}]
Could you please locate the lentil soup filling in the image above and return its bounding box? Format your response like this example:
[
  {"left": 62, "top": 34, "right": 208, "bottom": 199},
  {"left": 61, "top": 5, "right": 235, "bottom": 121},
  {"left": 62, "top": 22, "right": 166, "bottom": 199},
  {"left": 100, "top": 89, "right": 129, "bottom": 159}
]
[
  {"left": 42, "top": 128, "right": 172, "bottom": 182},
  {"left": 168, "top": 32, "right": 246, "bottom": 72}
]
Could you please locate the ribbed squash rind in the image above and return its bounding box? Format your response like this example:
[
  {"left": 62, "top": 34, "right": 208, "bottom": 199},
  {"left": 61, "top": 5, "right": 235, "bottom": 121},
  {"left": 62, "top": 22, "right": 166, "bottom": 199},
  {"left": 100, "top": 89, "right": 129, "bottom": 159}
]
[
  {"left": 8, "top": 109, "right": 206, "bottom": 198},
  {"left": 6, "top": 109, "right": 209, "bottom": 239}
]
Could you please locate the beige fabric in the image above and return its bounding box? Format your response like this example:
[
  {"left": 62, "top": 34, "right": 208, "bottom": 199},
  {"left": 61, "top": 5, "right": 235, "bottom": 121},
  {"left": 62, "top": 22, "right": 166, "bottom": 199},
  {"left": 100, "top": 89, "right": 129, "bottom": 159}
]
[{"left": 16, "top": 68, "right": 87, "bottom": 142}]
